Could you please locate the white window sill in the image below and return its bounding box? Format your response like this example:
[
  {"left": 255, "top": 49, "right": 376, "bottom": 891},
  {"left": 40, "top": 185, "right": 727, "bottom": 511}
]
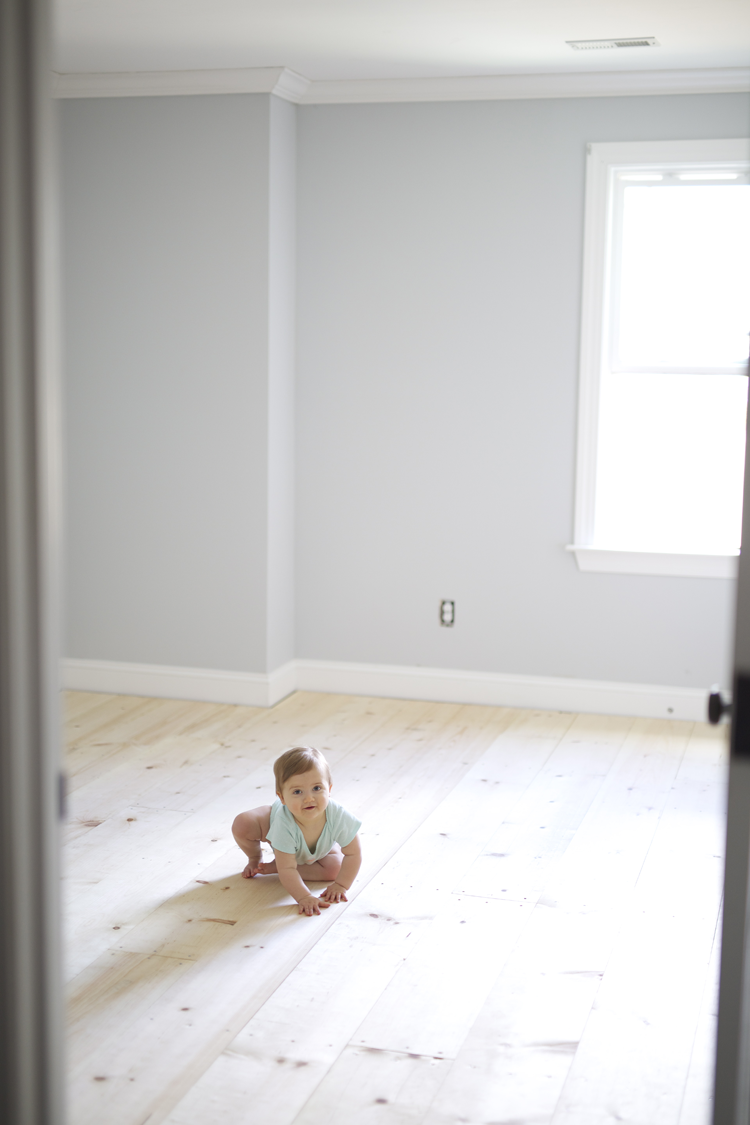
[{"left": 566, "top": 545, "right": 739, "bottom": 578}]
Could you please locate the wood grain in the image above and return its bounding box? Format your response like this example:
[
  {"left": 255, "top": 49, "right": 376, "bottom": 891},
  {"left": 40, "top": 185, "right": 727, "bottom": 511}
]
[{"left": 62, "top": 692, "right": 726, "bottom": 1125}]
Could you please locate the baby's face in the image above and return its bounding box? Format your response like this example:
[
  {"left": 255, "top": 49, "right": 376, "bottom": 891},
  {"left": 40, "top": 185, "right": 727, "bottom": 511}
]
[{"left": 278, "top": 766, "right": 331, "bottom": 824}]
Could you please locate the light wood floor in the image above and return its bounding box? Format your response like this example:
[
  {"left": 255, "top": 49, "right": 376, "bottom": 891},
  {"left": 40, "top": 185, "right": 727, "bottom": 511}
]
[{"left": 63, "top": 690, "right": 727, "bottom": 1125}]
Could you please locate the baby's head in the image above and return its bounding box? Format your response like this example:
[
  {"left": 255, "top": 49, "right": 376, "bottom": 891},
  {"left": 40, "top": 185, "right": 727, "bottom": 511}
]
[{"left": 274, "top": 745, "right": 332, "bottom": 803}]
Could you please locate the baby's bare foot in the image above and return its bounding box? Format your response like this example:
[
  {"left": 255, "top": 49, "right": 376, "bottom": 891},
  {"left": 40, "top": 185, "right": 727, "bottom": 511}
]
[
  {"left": 242, "top": 857, "right": 277, "bottom": 877},
  {"left": 242, "top": 852, "right": 263, "bottom": 878}
]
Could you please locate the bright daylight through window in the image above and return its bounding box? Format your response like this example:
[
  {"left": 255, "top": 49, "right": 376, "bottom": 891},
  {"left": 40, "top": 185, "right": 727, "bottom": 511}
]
[{"left": 571, "top": 139, "right": 750, "bottom": 577}]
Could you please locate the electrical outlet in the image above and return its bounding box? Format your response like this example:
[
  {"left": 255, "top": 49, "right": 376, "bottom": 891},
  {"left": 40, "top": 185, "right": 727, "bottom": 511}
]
[{"left": 440, "top": 600, "right": 455, "bottom": 627}]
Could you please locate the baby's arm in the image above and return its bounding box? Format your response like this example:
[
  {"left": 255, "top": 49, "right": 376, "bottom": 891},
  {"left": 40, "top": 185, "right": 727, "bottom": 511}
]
[
  {"left": 274, "top": 849, "right": 331, "bottom": 916},
  {"left": 320, "top": 834, "right": 362, "bottom": 904}
]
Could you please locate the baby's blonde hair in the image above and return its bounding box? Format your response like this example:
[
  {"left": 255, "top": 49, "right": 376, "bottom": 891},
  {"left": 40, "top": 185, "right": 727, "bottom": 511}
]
[{"left": 273, "top": 746, "right": 332, "bottom": 794}]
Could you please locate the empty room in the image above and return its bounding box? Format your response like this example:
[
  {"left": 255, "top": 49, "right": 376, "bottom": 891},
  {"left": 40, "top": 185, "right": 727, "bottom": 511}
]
[{"left": 5, "top": 0, "right": 750, "bottom": 1123}]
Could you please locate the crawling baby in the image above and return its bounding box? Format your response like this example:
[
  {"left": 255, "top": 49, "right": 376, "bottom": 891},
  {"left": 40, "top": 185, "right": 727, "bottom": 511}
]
[{"left": 231, "top": 745, "right": 362, "bottom": 916}]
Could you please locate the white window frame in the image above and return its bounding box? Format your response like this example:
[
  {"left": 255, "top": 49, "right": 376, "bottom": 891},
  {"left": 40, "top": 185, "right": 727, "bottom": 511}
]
[{"left": 569, "top": 137, "right": 750, "bottom": 579}]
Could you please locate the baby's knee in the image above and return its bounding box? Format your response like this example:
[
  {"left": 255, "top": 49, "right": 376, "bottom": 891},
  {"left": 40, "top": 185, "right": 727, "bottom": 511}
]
[
  {"left": 233, "top": 804, "right": 271, "bottom": 843},
  {"left": 232, "top": 810, "right": 259, "bottom": 841},
  {"left": 318, "top": 851, "right": 343, "bottom": 879}
]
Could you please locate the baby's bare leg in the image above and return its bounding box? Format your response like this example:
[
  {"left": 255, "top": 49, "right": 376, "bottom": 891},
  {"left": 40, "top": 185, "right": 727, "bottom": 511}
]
[
  {"left": 232, "top": 806, "right": 272, "bottom": 878},
  {"left": 296, "top": 846, "right": 343, "bottom": 883}
]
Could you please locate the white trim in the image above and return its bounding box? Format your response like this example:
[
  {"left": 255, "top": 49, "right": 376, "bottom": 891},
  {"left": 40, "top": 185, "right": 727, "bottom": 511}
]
[
  {"left": 573, "top": 137, "right": 750, "bottom": 562},
  {"left": 574, "top": 140, "right": 610, "bottom": 545},
  {"left": 567, "top": 545, "right": 739, "bottom": 578},
  {"left": 302, "top": 67, "right": 750, "bottom": 105},
  {"left": 266, "top": 660, "right": 299, "bottom": 706},
  {"left": 62, "top": 656, "right": 710, "bottom": 721},
  {"left": 295, "top": 659, "right": 706, "bottom": 719},
  {"left": 52, "top": 66, "right": 750, "bottom": 105},
  {"left": 61, "top": 657, "right": 297, "bottom": 708},
  {"left": 52, "top": 66, "right": 311, "bottom": 102}
]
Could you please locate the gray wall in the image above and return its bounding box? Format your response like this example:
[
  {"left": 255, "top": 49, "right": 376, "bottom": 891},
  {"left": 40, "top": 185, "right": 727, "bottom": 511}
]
[
  {"left": 295, "top": 93, "right": 750, "bottom": 688},
  {"left": 61, "top": 92, "right": 295, "bottom": 673},
  {"left": 61, "top": 88, "right": 749, "bottom": 688}
]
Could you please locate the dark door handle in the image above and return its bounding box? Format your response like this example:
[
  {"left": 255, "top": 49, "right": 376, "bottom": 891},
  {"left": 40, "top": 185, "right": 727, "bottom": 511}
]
[{"left": 708, "top": 687, "right": 732, "bottom": 724}]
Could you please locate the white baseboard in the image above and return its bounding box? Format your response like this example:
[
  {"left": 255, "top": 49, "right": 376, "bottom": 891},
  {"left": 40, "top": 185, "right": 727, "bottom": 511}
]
[
  {"left": 62, "top": 655, "right": 710, "bottom": 722},
  {"left": 267, "top": 660, "right": 299, "bottom": 706},
  {"left": 296, "top": 659, "right": 707, "bottom": 721},
  {"left": 62, "top": 657, "right": 297, "bottom": 709}
]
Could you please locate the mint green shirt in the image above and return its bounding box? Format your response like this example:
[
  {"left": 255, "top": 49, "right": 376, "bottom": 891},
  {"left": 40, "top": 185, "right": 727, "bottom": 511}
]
[{"left": 266, "top": 798, "right": 361, "bottom": 864}]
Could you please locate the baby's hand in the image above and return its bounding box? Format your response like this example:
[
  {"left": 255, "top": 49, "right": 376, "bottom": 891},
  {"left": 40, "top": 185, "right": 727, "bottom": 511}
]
[
  {"left": 298, "top": 894, "right": 331, "bottom": 916},
  {"left": 320, "top": 882, "right": 348, "bottom": 904}
]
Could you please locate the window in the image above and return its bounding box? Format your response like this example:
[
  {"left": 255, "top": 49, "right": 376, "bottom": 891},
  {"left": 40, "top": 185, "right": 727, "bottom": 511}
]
[{"left": 570, "top": 139, "right": 750, "bottom": 578}]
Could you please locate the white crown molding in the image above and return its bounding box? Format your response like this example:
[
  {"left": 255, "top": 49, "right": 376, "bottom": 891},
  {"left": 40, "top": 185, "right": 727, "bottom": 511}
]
[
  {"left": 62, "top": 656, "right": 710, "bottom": 722},
  {"left": 52, "top": 66, "right": 311, "bottom": 102},
  {"left": 52, "top": 66, "right": 750, "bottom": 105},
  {"left": 273, "top": 68, "right": 312, "bottom": 103},
  {"left": 302, "top": 67, "right": 750, "bottom": 104}
]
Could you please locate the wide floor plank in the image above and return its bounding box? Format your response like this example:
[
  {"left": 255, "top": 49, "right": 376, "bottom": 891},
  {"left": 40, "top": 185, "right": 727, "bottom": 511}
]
[{"left": 550, "top": 722, "right": 726, "bottom": 1125}]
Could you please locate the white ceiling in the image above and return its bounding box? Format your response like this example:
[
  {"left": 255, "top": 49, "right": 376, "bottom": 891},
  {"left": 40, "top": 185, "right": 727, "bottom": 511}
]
[{"left": 54, "top": 0, "right": 750, "bottom": 82}]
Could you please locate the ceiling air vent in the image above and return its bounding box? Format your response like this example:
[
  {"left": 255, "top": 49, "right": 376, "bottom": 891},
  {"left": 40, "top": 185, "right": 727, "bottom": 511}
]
[{"left": 566, "top": 37, "right": 659, "bottom": 50}]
